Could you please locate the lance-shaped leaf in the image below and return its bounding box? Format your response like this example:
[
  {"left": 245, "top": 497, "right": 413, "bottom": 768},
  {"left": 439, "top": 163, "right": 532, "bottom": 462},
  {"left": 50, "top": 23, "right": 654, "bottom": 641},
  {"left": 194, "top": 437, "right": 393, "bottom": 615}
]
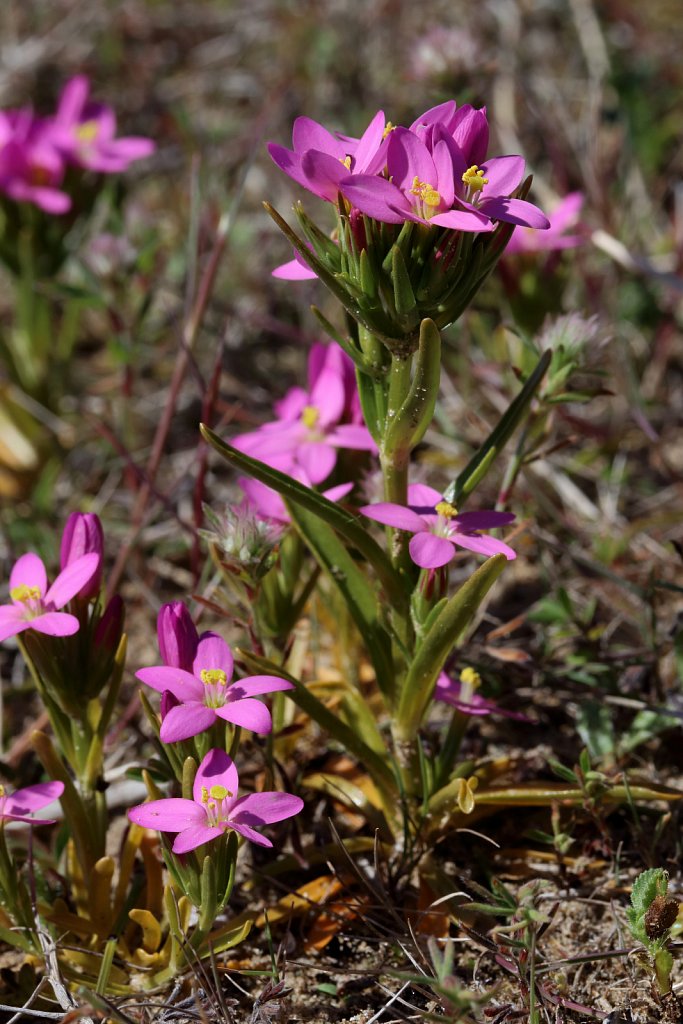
[
  {"left": 391, "top": 244, "right": 417, "bottom": 316},
  {"left": 237, "top": 648, "right": 397, "bottom": 795},
  {"left": 396, "top": 554, "right": 508, "bottom": 737},
  {"left": 286, "top": 501, "right": 395, "bottom": 704},
  {"left": 200, "top": 424, "right": 407, "bottom": 612},
  {"left": 444, "top": 348, "right": 552, "bottom": 505},
  {"left": 383, "top": 318, "right": 441, "bottom": 457}
]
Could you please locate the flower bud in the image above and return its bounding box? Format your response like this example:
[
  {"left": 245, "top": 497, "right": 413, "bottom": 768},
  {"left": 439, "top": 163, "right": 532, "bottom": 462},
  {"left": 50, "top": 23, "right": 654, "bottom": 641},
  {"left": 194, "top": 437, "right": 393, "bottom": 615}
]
[
  {"left": 60, "top": 512, "right": 104, "bottom": 600},
  {"left": 157, "top": 602, "right": 198, "bottom": 670},
  {"left": 94, "top": 594, "right": 124, "bottom": 654}
]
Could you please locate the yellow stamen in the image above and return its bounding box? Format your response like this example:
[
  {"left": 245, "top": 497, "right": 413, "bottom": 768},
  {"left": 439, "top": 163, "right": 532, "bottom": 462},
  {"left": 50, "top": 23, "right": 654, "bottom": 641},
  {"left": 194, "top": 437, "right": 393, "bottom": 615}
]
[
  {"left": 76, "top": 120, "right": 100, "bottom": 143},
  {"left": 339, "top": 155, "right": 352, "bottom": 170},
  {"left": 209, "top": 784, "right": 230, "bottom": 801},
  {"left": 0, "top": 785, "right": 4, "bottom": 798},
  {"left": 200, "top": 668, "right": 227, "bottom": 687},
  {"left": 201, "top": 786, "right": 209, "bottom": 803},
  {"left": 460, "top": 667, "right": 481, "bottom": 689},
  {"left": 382, "top": 121, "right": 396, "bottom": 139},
  {"left": 435, "top": 500, "right": 457, "bottom": 519},
  {"left": 409, "top": 176, "right": 441, "bottom": 207},
  {"left": 301, "top": 405, "right": 320, "bottom": 429},
  {"left": 10, "top": 584, "right": 41, "bottom": 602},
  {"left": 462, "top": 165, "right": 488, "bottom": 192}
]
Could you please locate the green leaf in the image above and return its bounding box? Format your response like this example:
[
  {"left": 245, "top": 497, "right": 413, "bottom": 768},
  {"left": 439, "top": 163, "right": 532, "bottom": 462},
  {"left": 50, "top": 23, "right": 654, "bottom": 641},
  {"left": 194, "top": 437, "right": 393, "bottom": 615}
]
[
  {"left": 391, "top": 245, "right": 417, "bottom": 315},
  {"left": 444, "top": 348, "right": 552, "bottom": 505},
  {"left": 286, "top": 501, "right": 395, "bottom": 703},
  {"left": 384, "top": 317, "right": 441, "bottom": 456},
  {"left": 199, "top": 424, "right": 406, "bottom": 610},
  {"left": 396, "top": 554, "right": 508, "bottom": 736},
  {"left": 575, "top": 700, "right": 616, "bottom": 763},
  {"left": 237, "top": 649, "right": 397, "bottom": 794}
]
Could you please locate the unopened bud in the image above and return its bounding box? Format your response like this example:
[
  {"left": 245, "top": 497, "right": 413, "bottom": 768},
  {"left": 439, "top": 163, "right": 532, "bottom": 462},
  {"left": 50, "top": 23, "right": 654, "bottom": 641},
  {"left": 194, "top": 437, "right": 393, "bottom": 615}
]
[
  {"left": 60, "top": 512, "right": 104, "bottom": 600},
  {"left": 157, "top": 602, "right": 198, "bottom": 670}
]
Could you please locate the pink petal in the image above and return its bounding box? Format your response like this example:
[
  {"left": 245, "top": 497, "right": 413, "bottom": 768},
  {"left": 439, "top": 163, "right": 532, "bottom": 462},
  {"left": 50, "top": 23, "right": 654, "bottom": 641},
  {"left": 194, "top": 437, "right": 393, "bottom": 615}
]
[
  {"left": 0, "top": 606, "right": 28, "bottom": 643},
  {"left": 227, "top": 821, "right": 273, "bottom": 847},
  {"left": 9, "top": 553, "right": 47, "bottom": 598},
  {"left": 360, "top": 503, "right": 427, "bottom": 533},
  {"left": 387, "top": 127, "right": 437, "bottom": 191},
  {"left": 291, "top": 116, "right": 347, "bottom": 159},
  {"left": 55, "top": 76, "right": 89, "bottom": 125},
  {"left": 272, "top": 256, "right": 318, "bottom": 280},
  {"left": 407, "top": 484, "right": 444, "bottom": 508},
  {"left": 322, "top": 482, "right": 354, "bottom": 503},
  {"left": 479, "top": 196, "right": 550, "bottom": 229},
  {"left": 193, "top": 633, "right": 234, "bottom": 680},
  {"left": 30, "top": 612, "right": 81, "bottom": 637},
  {"left": 128, "top": 797, "right": 205, "bottom": 831},
  {"left": 410, "top": 100, "right": 458, "bottom": 132},
  {"left": 230, "top": 791, "right": 304, "bottom": 825},
  {"left": 339, "top": 175, "right": 412, "bottom": 223},
  {"left": 310, "top": 360, "right": 347, "bottom": 426},
  {"left": 172, "top": 823, "right": 222, "bottom": 854},
  {"left": 44, "top": 553, "right": 99, "bottom": 607},
  {"left": 296, "top": 441, "right": 337, "bottom": 484},
  {"left": 229, "top": 675, "right": 294, "bottom": 698},
  {"left": 409, "top": 532, "right": 455, "bottom": 569},
  {"left": 216, "top": 697, "right": 273, "bottom": 734},
  {"left": 193, "top": 749, "right": 239, "bottom": 806},
  {"left": 3, "top": 781, "right": 64, "bottom": 816},
  {"left": 301, "top": 149, "right": 349, "bottom": 202},
  {"left": 451, "top": 105, "right": 489, "bottom": 166},
  {"left": 353, "top": 110, "right": 386, "bottom": 171},
  {"left": 159, "top": 703, "right": 217, "bottom": 743},
  {"left": 454, "top": 511, "right": 516, "bottom": 530},
  {"left": 327, "top": 423, "right": 377, "bottom": 451},
  {"left": 267, "top": 143, "right": 316, "bottom": 196},
  {"left": 432, "top": 139, "right": 455, "bottom": 207},
  {"left": 135, "top": 666, "right": 203, "bottom": 700},
  {"left": 449, "top": 532, "right": 516, "bottom": 560},
  {"left": 480, "top": 155, "right": 525, "bottom": 197},
  {"left": 430, "top": 208, "right": 493, "bottom": 232}
]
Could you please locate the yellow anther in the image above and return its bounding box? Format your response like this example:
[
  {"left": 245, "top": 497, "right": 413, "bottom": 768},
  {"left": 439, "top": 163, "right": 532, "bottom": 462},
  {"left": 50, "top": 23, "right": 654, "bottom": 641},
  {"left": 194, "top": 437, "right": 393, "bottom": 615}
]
[
  {"left": 0, "top": 785, "right": 4, "bottom": 798},
  {"left": 209, "top": 784, "right": 231, "bottom": 801},
  {"left": 10, "top": 584, "right": 41, "bottom": 603},
  {"left": 201, "top": 786, "right": 209, "bottom": 803},
  {"left": 409, "top": 176, "right": 441, "bottom": 208},
  {"left": 435, "top": 500, "right": 458, "bottom": 519},
  {"left": 462, "top": 165, "right": 488, "bottom": 192},
  {"left": 382, "top": 121, "right": 396, "bottom": 139},
  {"left": 339, "top": 155, "right": 352, "bottom": 170},
  {"left": 76, "top": 120, "right": 100, "bottom": 143},
  {"left": 460, "top": 667, "right": 481, "bottom": 689},
  {"left": 200, "top": 668, "right": 227, "bottom": 687},
  {"left": 301, "top": 405, "right": 320, "bottom": 429}
]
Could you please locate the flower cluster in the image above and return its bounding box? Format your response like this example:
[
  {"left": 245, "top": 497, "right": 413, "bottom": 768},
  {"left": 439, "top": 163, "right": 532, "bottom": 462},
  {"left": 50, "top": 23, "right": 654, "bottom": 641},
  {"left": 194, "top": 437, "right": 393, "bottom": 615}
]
[
  {"left": 0, "top": 76, "right": 154, "bottom": 214},
  {"left": 270, "top": 99, "right": 549, "bottom": 282}
]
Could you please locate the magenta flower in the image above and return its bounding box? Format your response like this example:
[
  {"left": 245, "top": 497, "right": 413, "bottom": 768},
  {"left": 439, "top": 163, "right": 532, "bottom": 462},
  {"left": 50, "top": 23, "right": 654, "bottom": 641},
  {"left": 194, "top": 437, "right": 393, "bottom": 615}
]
[
  {"left": 0, "top": 552, "right": 100, "bottom": 643},
  {"left": 360, "top": 484, "right": 516, "bottom": 569},
  {"left": 51, "top": 76, "right": 155, "bottom": 173},
  {"left": 340, "top": 120, "right": 548, "bottom": 231},
  {"left": 233, "top": 343, "right": 376, "bottom": 485},
  {"left": 268, "top": 110, "right": 388, "bottom": 202},
  {"left": 60, "top": 512, "right": 104, "bottom": 600},
  {"left": 136, "top": 632, "right": 293, "bottom": 742},
  {"left": 238, "top": 476, "right": 353, "bottom": 526},
  {"left": 505, "top": 191, "right": 584, "bottom": 254},
  {"left": 128, "top": 748, "right": 303, "bottom": 852},
  {"left": 0, "top": 110, "right": 70, "bottom": 214},
  {"left": 435, "top": 668, "right": 530, "bottom": 721},
  {"left": 0, "top": 780, "right": 64, "bottom": 824}
]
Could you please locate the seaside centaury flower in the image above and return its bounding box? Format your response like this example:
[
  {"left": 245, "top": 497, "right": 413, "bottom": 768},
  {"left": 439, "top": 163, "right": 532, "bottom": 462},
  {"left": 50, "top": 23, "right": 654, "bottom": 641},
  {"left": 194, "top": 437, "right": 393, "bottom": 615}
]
[
  {"left": 128, "top": 748, "right": 303, "bottom": 852},
  {"left": 0, "top": 552, "right": 100, "bottom": 643},
  {"left": 136, "top": 633, "right": 293, "bottom": 741},
  {"left": 360, "top": 484, "right": 516, "bottom": 569}
]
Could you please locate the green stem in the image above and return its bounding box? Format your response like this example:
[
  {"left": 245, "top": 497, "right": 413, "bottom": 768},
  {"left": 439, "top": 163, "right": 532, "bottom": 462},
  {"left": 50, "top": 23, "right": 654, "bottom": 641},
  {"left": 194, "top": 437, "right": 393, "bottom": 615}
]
[
  {"left": 380, "top": 353, "right": 413, "bottom": 569},
  {"left": 434, "top": 710, "right": 470, "bottom": 792}
]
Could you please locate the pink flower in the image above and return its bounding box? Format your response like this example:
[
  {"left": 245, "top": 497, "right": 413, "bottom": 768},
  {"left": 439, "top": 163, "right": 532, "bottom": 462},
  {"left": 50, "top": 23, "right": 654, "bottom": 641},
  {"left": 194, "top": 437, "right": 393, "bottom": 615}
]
[
  {"left": 60, "top": 512, "right": 104, "bottom": 600},
  {"left": 128, "top": 748, "right": 303, "bottom": 852},
  {"left": 136, "top": 633, "right": 293, "bottom": 742},
  {"left": 505, "top": 192, "right": 584, "bottom": 254},
  {"left": 51, "top": 76, "right": 155, "bottom": 173},
  {"left": 238, "top": 476, "right": 353, "bottom": 525},
  {"left": 0, "top": 110, "right": 70, "bottom": 214},
  {"left": 360, "top": 484, "right": 516, "bottom": 569},
  {"left": 233, "top": 343, "right": 376, "bottom": 485},
  {"left": 435, "top": 668, "right": 530, "bottom": 721},
  {"left": 0, "top": 780, "right": 64, "bottom": 824},
  {"left": 0, "top": 552, "right": 100, "bottom": 643}
]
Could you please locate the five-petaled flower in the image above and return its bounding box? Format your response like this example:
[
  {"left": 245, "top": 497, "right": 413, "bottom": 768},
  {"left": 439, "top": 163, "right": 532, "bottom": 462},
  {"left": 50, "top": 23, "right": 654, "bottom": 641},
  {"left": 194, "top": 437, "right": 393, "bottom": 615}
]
[
  {"left": 0, "top": 552, "right": 100, "bottom": 644},
  {"left": 360, "top": 484, "right": 516, "bottom": 569},
  {"left": 435, "top": 667, "right": 530, "bottom": 721},
  {"left": 128, "top": 748, "right": 303, "bottom": 852},
  {"left": 233, "top": 343, "right": 376, "bottom": 485},
  {"left": 136, "top": 632, "right": 293, "bottom": 742},
  {"left": 0, "top": 780, "right": 64, "bottom": 824}
]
